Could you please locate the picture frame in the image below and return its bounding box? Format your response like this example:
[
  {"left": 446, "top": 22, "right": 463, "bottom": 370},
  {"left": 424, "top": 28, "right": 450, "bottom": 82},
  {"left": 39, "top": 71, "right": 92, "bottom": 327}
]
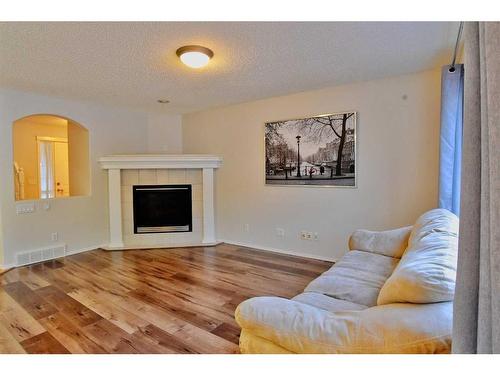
[{"left": 265, "top": 111, "right": 357, "bottom": 187}]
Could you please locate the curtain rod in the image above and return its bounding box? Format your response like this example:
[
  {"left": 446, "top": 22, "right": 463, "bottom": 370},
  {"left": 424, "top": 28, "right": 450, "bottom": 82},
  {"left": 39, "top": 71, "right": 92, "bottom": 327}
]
[{"left": 449, "top": 21, "right": 464, "bottom": 72}]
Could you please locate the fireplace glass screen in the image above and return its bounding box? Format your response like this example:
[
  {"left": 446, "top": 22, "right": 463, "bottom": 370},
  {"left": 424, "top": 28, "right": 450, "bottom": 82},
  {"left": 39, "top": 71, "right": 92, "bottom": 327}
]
[{"left": 133, "top": 184, "right": 192, "bottom": 233}]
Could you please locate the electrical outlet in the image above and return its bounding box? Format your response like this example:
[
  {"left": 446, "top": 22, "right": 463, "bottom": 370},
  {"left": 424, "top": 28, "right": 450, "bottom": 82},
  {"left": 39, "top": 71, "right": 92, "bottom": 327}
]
[
  {"left": 51, "top": 232, "right": 58, "bottom": 242},
  {"left": 276, "top": 228, "right": 285, "bottom": 238},
  {"left": 313, "top": 232, "right": 319, "bottom": 241},
  {"left": 16, "top": 202, "right": 35, "bottom": 214}
]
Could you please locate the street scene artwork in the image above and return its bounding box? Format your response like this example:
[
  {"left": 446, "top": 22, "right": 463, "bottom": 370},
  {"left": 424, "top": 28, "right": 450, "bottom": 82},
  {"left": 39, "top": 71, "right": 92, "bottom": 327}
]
[{"left": 265, "top": 112, "right": 356, "bottom": 186}]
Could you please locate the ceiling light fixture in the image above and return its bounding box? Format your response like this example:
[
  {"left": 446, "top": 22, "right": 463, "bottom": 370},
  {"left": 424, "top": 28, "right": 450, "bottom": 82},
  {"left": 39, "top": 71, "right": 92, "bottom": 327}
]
[{"left": 176, "top": 45, "right": 214, "bottom": 69}]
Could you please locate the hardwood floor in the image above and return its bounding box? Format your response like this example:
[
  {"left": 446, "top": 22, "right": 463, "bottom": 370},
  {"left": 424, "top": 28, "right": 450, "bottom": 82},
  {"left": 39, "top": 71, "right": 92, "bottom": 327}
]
[{"left": 0, "top": 243, "right": 332, "bottom": 354}]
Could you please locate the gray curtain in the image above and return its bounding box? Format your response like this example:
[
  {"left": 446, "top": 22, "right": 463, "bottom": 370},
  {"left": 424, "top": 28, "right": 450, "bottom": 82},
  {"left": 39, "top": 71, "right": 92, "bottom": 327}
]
[{"left": 452, "top": 22, "right": 500, "bottom": 354}]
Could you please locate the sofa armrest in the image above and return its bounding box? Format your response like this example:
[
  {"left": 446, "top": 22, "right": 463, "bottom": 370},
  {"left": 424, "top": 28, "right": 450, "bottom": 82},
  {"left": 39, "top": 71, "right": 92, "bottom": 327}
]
[
  {"left": 348, "top": 226, "right": 412, "bottom": 258},
  {"left": 235, "top": 296, "right": 452, "bottom": 354}
]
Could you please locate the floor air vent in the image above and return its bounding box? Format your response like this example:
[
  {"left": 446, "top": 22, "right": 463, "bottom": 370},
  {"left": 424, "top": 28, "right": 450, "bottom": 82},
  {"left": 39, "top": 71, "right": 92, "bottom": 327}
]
[{"left": 16, "top": 245, "right": 67, "bottom": 266}]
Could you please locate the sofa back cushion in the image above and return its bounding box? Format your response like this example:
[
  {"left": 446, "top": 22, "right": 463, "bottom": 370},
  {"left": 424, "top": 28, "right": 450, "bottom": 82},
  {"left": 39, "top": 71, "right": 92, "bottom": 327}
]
[
  {"left": 377, "top": 208, "right": 459, "bottom": 305},
  {"left": 349, "top": 226, "right": 412, "bottom": 258}
]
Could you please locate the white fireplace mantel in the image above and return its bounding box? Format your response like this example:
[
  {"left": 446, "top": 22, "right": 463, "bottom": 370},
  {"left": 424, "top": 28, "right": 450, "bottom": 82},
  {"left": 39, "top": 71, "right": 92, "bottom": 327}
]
[
  {"left": 99, "top": 154, "right": 222, "bottom": 170},
  {"left": 99, "top": 154, "right": 222, "bottom": 250}
]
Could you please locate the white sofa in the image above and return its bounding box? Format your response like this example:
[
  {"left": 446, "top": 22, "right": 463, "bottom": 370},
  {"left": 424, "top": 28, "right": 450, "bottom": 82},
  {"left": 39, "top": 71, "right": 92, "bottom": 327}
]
[{"left": 235, "top": 209, "right": 459, "bottom": 354}]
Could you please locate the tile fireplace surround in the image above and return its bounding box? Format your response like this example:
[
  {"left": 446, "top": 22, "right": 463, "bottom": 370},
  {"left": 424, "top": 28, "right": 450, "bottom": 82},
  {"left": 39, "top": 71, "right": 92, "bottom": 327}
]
[{"left": 99, "top": 154, "right": 222, "bottom": 250}]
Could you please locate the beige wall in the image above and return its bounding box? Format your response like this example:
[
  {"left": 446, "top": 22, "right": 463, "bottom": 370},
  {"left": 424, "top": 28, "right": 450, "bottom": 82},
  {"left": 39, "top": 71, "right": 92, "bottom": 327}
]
[
  {"left": 0, "top": 88, "right": 152, "bottom": 267},
  {"left": 183, "top": 69, "right": 441, "bottom": 261},
  {"left": 13, "top": 118, "right": 68, "bottom": 199},
  {"left": 147, "top": 113, "right": 183, "bottom": 153}
]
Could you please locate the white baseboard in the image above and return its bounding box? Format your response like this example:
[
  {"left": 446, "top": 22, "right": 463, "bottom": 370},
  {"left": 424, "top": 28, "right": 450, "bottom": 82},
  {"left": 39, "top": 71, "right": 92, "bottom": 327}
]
[
  {"left": 1, "top": 263, "right": 15, "bottom": 271},
  {"left": 218, "top": 239, "right": 337, "bottom": 263},
  {"left": 66, "top": 244, "right": 107, "bottom": 256}
]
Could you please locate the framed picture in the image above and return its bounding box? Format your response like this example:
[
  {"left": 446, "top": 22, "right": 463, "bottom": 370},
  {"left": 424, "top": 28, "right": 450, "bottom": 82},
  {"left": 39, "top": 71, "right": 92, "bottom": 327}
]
[{"left": 265, "top": 111, "right": 356, "bottom": 187}]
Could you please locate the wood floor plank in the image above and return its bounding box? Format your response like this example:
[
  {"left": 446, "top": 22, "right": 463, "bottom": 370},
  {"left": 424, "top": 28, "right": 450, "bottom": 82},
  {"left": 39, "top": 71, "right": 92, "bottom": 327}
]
[
  {"left": 1, "top": 268, "right": 21, "bottom": 286},
  {"left": 0, "top": 321, "right": 26, "bottom": 353},
  {"left": 0, "top": 243, "right": 331, "bottom": 353},
  {"left": 69, "top": 288, "right": 150, "bottom": 334},
  {"left": 207, "top": 251, "right": 322, "bottom": 278},
  {"left": 36, "top": 285, "right": 103, "bottom": 327},
  {"left": 29, "top": 265, "right": 78, "bottom": 294},
  {"left": 80, "top": 319, "right": 140, "bottom": 354},
  {"left": 211, "top": 322, "right": 241, "bottom": 345},
  {"left": 128, "top": 288, "right": 224, "bottom": 331},
  {"left": 133, "top": 324, "right": 198, "bottom": 354},
  {"left": 155, "top": 248, "right": 311, "bottom": 297},
  {"left": 0, "top": 288, "right": 46, "bottom": 342},
  {"left": 223, "top": 244, "right": 331, "bottom": 272},
  {"left": 81, "top": 318, "right": 166, "bottom": 354},
  {"left": 174, "top": 323, "right": 240, "bottom": 354},
  {"left": 72, "top": 287, "right": 189, "bottom": 335},
  {"left": 16, "top": 268, "right": 52, "bottom": 290},
  {"left": 38, "top": 312, "right": 107, "bottom": 354},
  {"left": 3, "top": 281, "right": 58, "bottom": 320},
  {"left": 21, "top": 331, "right": 70, "bottom": 354}
]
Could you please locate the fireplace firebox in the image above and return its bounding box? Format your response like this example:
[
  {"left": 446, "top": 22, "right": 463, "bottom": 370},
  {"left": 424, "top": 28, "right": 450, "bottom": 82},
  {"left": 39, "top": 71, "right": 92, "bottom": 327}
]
[{"left": 133, "top": 185, "right": 192, "bottom": 234}]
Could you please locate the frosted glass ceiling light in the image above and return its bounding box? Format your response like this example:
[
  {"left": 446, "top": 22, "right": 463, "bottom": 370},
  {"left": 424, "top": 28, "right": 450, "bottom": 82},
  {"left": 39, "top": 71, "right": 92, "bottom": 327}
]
[{"left": 176, "top": 45, "right": 214, "bottom": 69}]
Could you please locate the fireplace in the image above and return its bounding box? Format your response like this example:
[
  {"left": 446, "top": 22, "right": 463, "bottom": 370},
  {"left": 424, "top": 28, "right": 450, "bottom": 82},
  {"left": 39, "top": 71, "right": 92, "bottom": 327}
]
[
  {"left": 133, "top": 185, "right": 192, "bottom": 234},
  {"left": 99, "top": 154, "right": 221, "bottom": 249}
]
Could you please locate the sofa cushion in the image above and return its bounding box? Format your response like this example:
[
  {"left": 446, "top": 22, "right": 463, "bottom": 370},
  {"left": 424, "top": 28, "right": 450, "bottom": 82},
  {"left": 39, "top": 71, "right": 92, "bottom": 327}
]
[
  {"left": 292, "top": 292, "right": 367, "bottom": 312},
  {"left": 349, "top": 226, "right": 412, "bottom": 258},
  {"left": 377, "top": 208, "right": 459, "bottom": 305},
  {"left": 235, "top": 297, "right": 453, "bottom": 353},
  {"left": 305, "top": 250, "right": 399, "bottom": 307},
  {"left": 239, "top": 330, "right": 293, "bottom": 354}
]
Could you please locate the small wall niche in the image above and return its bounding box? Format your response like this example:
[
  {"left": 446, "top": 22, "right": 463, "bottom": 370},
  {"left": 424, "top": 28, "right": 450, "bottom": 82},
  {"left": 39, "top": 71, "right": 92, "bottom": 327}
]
[{"left": 12, "top": 114, "right": 90, "bottom": 201}]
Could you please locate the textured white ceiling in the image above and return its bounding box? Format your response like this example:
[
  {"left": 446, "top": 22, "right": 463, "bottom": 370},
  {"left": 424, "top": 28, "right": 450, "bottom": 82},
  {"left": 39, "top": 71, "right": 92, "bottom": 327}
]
[{"left": 0, "top": 22, "right": 458, "bottom": 114}]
